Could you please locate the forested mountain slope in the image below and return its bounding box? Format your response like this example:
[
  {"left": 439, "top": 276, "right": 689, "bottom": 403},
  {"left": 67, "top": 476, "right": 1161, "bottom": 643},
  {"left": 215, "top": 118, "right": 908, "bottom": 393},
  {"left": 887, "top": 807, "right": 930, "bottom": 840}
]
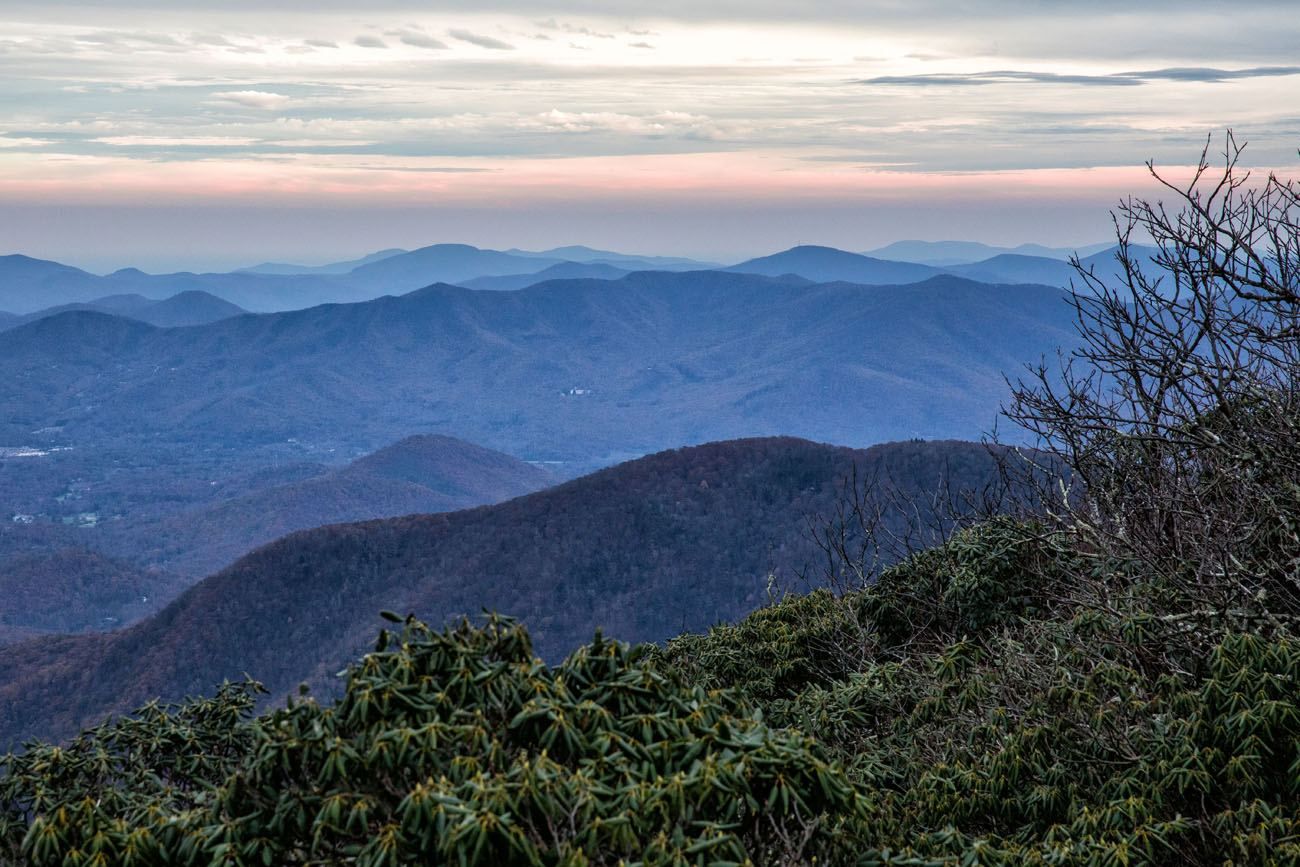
[
  {"left": 99, "top": 434, "right": 556, "bottom": 579},
  {"left": 0, "top": 436, "right": 1004, "bottom": 746},
  {"left": 0, "top": 435, "right": 555, "bottom": 638}
]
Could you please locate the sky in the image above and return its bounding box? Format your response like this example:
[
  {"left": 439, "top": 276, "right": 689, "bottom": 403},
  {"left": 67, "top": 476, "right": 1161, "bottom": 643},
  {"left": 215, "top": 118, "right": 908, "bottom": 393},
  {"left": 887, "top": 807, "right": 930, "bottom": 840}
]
[{"left": 1, "top": 1, "right": 1298, "bottom": 272}]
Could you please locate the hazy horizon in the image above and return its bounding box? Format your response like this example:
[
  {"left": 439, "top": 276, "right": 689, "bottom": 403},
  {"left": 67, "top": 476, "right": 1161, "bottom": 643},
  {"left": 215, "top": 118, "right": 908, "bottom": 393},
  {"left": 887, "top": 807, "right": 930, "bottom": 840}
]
[{"left": 4, "top": 224, "right": 1122, "bottom": 276}]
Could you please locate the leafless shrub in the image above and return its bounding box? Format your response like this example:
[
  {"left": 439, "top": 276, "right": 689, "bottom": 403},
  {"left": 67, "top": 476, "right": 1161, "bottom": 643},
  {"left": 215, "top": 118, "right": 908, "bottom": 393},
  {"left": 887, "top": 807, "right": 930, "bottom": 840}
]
[{"left": 1007, "top": 131, "right": 1300, "bottom": 620}]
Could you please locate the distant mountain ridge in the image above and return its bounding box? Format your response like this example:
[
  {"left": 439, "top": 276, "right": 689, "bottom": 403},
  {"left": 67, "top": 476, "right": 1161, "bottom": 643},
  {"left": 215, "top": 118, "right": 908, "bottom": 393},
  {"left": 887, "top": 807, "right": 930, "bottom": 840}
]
[
  {"left": 0, "top": 271, "right": 1081, "bottom": 468},
  {"left": 726, "top": 243, "right": 1157, "bottom": 291},
  {"left": 0, "top": 246, "right": 567, "bottom": 313},
  {"left": 506, "top": 245, "right": 716, "bottom": 269},
  {"left": 943, "top": 245, "right": 1161, "bottom": 290},
  {"left": 239, "top": 248, "right": 408, "bottom": 275},
  {"left": 945, "top": 254, "right": 1078, "bottom": 287},
  {"left": 1, "top": 240, "right": 1152, "bottom": 313},
  {"left": 725, "top": 245, "right": 946, "bottom": 284},
  {"left": 0, "top": 254, "right": 106, "bottom": 313},
  {"left": 458, "top": 261, "right": 632, "bottom": 291},
  {"left": 0, "top": 244, "right": 713, "bottom": 313},
  {"left": 864, "top": 239, "right": 1115, "bottom": 266},
  {"left": 0, "top": 290, "right": 247, "bottom": 331},
  {"left": 0, "top": 256, "right": 357, "bottom": 314},
  {"left": 343, "top": 244, "right": 566, "bottom": 288},
  {"left": 0, "top": 436, "right": 1008, "bottom": 745}
]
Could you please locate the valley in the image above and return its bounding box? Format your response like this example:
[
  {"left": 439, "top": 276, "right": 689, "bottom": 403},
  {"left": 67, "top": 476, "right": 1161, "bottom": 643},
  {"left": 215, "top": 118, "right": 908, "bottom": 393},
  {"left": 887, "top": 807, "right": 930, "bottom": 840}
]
[
  {"left": 0, "top": 240, "right": 1139, "bottom": 315},
  {"left": 0, "top": 435, "right": 554, "bottom": 643}
]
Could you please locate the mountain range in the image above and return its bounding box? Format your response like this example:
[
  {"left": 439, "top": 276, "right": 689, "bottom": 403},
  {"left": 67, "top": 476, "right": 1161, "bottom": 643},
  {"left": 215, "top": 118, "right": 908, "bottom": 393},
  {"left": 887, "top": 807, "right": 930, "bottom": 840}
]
[
  {"left": 0, "top": 271, "right": 1080, "bottom": 468},
  {"left": 0, "top": 436, "right": 1006, "bottom": 746},
  {"left": 504, "top": 245, "right": 715, "bottom": 269},
  {"left": 0, "top": 235, "right": 1114, "bottom": 751},
  {"left": 0, "top": 241, "right": 1152, "bottom": 315},
  {"left": 0, "top": 255, "right": 354, "bottom": 314},
  {"left": 863, "top": 239, "right": 1115, "bottom": 266},
  {"left": 458, "top": 261, "right": 632, "bottom": 291},
  {"left": 0, "top": 290, "right": 247, "bottom": 331},
  {"left": 0, "top": 247, "right": 567, "bottom": 314},
  {"left": 0, "top": 264, "right": 1082, "bottom": 660},
  {"left": 239, "top": 248, "right": 408, "bottom": 276},
  {"left": 723, "top": 244, "right": 1158, "bottom": 292},
  {"left": 0, "top": 245, "right": 718, "bottom": 314}
]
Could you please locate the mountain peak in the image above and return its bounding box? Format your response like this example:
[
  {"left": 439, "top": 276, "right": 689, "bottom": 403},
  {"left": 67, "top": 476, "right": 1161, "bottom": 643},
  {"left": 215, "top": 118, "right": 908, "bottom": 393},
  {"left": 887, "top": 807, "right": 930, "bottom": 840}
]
[
  {"left": 345, "top": 434, "right": 553, "bottom": 495},
  {"left": 726, "top": 246, "right": 944, "bottom": 285}
]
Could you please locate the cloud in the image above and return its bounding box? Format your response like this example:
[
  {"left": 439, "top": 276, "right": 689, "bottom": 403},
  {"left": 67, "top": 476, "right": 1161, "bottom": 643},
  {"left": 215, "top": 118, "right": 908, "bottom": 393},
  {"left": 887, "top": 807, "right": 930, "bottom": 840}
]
[
  {"left": 537, "top": 19, "right": 617, "bottom": 39},
  {"left": 861, "top": 66, "right": 1300, "bottom": 87},
  {"left": 211, "top": 90, "right": 292, "bottom": 110},
  {"left": 72, "top": 32, "right": 118, "bottom": 45},
  {"left": 861, "top": 70, "right": 1141, "bottom": 87},
  {"left": 448, "top": 29, "right": 515, "bottom": 50},
  {"left": 1130, "top": 65, "right": 1300, "bottom": 81},
  {"left": 74, "top": 30, "right": 185, "bottom": 49},
  {"left": 2, "top": 0, "right": 1288, "bottom": 13},
  {"left": 524, "top": 109, "right": 715, "bottom": 137},
  {"left": 395, "top": 30, "right": 449, "bottom": 50},
  {"left": 0, "top": 137, "right": 52, "bottom": 148},
  {"left": 190, "top": 33, "right": 234, "bottom": 47},
  {"left": 354, "top": 35, "right": 389, "bottom": 49},
  {"left": 4, "top": 2, "right": 1300, "bottom": 222},
  {"left": 344, "top": 164, "right": 493, "bottom": 173},
  {"left": 265, "top": 139, "right": 380, "bottom": 148},
  {"left": 93, "top": 135, "right": 260, "bottom": 146}
]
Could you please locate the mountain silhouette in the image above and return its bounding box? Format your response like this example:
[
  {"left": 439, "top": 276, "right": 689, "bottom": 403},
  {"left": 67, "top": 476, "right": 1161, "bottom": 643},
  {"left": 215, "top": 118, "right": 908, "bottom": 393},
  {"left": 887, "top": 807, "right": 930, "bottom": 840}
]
[{"left": 726, "top": 245, "right": 945, "bottom": 284}]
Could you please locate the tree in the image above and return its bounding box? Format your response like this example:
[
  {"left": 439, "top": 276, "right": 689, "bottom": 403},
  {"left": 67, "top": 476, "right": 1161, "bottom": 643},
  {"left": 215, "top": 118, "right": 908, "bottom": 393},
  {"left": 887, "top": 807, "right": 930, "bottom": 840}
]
[{"left": 1007, "top": 131, "right": 1300, "bottom": 620}]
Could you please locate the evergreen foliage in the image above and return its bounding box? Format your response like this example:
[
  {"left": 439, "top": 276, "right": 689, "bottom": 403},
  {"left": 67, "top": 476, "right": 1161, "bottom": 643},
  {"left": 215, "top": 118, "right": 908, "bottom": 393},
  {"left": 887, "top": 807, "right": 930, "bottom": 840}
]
[
  {"left": 1, "top": 616, "right": 860, "bottom": 866},
  {"left": 655, "top": 521, "right": 1300, "bottom": 864},
  {"left": 0, "top": 681, "right": 263, "bottom": 865}
]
